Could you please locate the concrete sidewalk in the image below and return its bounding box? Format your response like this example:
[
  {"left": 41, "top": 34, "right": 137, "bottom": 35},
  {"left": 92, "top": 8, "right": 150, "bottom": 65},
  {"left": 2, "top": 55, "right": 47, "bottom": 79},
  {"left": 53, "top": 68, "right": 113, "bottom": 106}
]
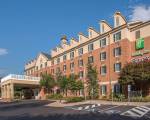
[{"left": 46, "top": 100, "right": 150, "bottom": 107}]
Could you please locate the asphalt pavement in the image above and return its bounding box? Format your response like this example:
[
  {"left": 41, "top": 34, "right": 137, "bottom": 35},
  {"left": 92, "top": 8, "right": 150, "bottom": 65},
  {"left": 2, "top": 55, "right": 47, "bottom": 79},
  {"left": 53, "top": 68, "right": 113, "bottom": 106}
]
[{"left": 0, "top": 100, "right": 149, "bottom": 120}]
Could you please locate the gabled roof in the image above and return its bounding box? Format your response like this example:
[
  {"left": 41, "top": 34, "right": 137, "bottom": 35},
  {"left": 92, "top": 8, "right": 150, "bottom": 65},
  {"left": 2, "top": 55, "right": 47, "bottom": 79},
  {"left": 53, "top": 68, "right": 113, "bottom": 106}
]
[{"left": 41, "top": 52, "right": 51, "bottom": 59}]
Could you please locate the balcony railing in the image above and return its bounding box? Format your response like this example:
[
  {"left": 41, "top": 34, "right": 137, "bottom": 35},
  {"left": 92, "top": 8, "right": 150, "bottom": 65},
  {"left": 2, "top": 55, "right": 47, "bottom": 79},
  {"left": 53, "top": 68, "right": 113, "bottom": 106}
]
[{"left": 1, "top": 74, "right": 40, "bottom": 83}]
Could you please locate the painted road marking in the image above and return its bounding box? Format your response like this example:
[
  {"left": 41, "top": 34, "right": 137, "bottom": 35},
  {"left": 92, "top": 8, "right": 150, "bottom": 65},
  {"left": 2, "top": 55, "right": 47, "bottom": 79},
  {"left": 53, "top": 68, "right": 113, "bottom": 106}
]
[
  {"left": 121, "top": 106, "right": 150, "bottom": 118},
  {"left": 91, "top": 104, "right": 95, "bottom": 108},
  {"left": 98, "top": 105, "right": 120, "bottom": 113},
  {"left": 77, "top": 107, "right": 83, "bottom": 110},
  {"left": 84, "top": 106, "right": 90, "bottom": 110},
  {"left": 65, "top": 104, "right": 101, "bottom": 111}
]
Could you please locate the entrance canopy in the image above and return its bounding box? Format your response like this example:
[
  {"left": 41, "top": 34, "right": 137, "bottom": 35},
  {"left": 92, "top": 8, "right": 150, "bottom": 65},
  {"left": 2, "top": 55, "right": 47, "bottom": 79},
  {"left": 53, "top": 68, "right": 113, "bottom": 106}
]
[{"left": 0, "top": 74, "right": 40, "bottom": 100}]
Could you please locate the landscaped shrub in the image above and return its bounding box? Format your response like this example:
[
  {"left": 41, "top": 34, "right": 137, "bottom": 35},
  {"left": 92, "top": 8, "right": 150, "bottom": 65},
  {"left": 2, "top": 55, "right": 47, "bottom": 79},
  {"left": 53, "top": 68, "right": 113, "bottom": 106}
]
[
  {"left": 66, "top": 97, "right": 84, "bottom": 103},
  {"left": 46, "top": 94, "right": 63, "bottom": 100}
]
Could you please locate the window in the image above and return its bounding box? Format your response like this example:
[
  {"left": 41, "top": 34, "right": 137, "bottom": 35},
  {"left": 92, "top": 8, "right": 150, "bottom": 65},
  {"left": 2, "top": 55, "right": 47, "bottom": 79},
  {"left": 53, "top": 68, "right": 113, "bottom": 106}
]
[
  {"left": 40, "top": 64, "right": 43, "bottom": 69},
  {"left": 100, "top": 38, "right": 106, "bottom": 47},
  {"left": 51, "top": 69, "right": 54, "bottom": 74},
  {"left": 57, "top": 57, "right": 60, "bottom": 64},
  {"left": 101, "top": 65, "right": 107, "bottom": 75},
  {"left": 89, "top": 31, "right": 92, "bottom": 38},
  {"left": 36, "top": 66, "right": 38, "bottom": 71},
  {"left": 63, "top": 65, "right": 67, "bottom": 71},
  {"left": 102, "top": 24, "right": 104, "bottom": 33},
  {"left": 63, "top": 54, "right": 67, "bottom": 61},
  {"left": 78, "top": 48, "right": 83, "bottom": 56},
  {"left": 45, "top": 62, "right": 47, "bottom": 67},
  {"left": 78, "top": 59, "right": 83, "bottom": 67},
  {"left": 100, "top": 52, "right": 106, "bottom": 61},
  {"left": 56, "top": 67, "right": 60, "bottom": 73},
  {"left": 70, "top": 62, "right": 74, "bottom": 70},
  {"left": 114, "top": 31, "right": 121, "bottom": 42},
  {"left": 114, "top": 47, "right": 121, "bottom": 57},
  {"left": 116, "top": 17, "right": 120, "bottom": 27},
  {"left": 70, "top": 51, "right": 74, "bottom": 59},
  {"left": 114, "top": 84, "right": 121, "bottom": 94},
  {"left": 88, "top": 43, "right": 94, "bottom": 51},
  {"left": 135, "top": 30, "right": 140, "bottom": 39},
  {"left": 101, "top": 85, "right": 107, "bottom": 96},
  {"left": 51, "top": 60, "right": 54, "bottom": 65},
  {"left": 114, "top": 63, "right": 121, "bottom": 72},
  {"left": 79, "top": 71, "right": 84, "bottom": 78},
  {"left": 88, "top": 56, "right": 94, "bottom": 63}
]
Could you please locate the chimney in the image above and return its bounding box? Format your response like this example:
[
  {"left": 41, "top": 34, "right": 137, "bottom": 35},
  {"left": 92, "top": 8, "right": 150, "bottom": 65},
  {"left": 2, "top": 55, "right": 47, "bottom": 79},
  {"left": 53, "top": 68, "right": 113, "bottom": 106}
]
[{"left": 61, "top": 35, "right": 67, "bottom": 45}]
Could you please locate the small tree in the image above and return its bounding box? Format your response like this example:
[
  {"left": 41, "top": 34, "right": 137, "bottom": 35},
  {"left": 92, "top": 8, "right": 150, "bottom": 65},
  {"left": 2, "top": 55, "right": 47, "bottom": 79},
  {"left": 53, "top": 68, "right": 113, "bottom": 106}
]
[
  {"left": 40, "top": 74, "right": 55, "bottom": 94},
  {"left": 57, "top": 76, "right": 69, "bottom": 96},
  {"left": 86, "top": 63, "right": 99, "bottom": 99},
  {"left": 67, "top": 74, "right": 84, "bottom": 96}
]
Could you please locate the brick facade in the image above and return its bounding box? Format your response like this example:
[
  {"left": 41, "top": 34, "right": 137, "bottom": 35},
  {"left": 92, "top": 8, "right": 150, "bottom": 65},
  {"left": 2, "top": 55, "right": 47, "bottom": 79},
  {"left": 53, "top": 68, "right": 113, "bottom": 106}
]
[{"left": 24, "top": 12, "right": 150, "bottom": 97}]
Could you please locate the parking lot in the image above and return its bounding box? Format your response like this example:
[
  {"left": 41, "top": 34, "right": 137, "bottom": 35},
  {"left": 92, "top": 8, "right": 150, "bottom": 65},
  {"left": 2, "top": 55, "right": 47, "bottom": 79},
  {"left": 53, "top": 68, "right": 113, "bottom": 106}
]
[
  {"left": 65, "top": 103, "right": 150, "bottom": 118},
  {"left": 0, "top": 100, "right": 149, "bottom": 120}
]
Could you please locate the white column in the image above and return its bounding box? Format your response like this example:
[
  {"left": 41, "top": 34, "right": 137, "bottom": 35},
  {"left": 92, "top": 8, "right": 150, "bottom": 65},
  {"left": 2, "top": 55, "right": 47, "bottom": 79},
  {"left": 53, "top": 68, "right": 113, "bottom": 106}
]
[{"left": 10, "top": 83, "right": 14, "bottom": 100}]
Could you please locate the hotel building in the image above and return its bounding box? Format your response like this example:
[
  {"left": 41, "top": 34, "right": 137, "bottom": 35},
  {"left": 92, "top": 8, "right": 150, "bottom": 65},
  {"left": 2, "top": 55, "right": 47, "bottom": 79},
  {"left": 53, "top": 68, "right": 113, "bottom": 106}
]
[{"left": 25, "top": 12, "right": 150, "bottom": 97}]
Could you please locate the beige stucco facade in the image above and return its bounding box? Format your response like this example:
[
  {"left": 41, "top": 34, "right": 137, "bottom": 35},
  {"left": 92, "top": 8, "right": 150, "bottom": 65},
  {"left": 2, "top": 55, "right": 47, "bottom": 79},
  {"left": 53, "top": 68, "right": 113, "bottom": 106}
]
[{"left": 1, "top": 74, "right": 40, "bottom": 100}]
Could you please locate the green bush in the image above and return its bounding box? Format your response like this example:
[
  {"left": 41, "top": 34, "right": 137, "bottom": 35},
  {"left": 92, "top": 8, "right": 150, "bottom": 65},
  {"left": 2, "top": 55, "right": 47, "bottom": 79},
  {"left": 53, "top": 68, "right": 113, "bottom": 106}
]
[
  {"left": 46, "top": 94, "right": 63, "bottom": 100},
  {"left": 66, "top": 97, "right": 84, "bottom": 103},
  {"left": 142, "top": 96, "right": 150, "bottom": 102}
]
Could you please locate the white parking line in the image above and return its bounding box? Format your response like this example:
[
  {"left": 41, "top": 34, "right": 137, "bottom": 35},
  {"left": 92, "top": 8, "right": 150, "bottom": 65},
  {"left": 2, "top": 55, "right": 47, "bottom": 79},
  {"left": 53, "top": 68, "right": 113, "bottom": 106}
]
[{"left": 98, "top": 105, "right": 120, "bottom": 113}]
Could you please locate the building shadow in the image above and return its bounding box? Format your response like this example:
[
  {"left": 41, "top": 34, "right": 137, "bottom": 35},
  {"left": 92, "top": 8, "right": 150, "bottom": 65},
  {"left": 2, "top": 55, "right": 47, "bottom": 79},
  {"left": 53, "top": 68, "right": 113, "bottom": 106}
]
[{"left": 0, "top": 113, "right": 141, "bottom": 120}]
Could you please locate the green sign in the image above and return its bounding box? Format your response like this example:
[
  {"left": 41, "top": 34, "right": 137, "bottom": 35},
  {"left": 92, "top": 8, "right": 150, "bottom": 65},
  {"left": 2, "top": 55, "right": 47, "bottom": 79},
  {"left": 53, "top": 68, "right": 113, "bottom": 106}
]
[{"left": 136, "top": 38, "right": 144, "bottom": 50}]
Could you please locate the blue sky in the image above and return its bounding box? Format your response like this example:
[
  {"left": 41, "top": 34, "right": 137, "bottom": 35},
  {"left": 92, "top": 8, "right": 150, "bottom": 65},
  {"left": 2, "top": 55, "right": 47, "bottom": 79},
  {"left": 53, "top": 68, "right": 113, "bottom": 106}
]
[{"left": 0, "top": 0, "right": 150, "bottom": 76}]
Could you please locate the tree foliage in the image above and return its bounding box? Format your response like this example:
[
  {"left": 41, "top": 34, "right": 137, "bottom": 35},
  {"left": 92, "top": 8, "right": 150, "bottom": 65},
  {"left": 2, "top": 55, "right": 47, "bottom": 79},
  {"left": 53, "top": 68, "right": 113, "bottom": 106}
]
[
  {"left": 86, "top": 63, "right": 99, "bottom": 99},
  {"left": 119, "top": 60, "right": 150, "bottom": 92},
  {"left": 40, "top": 74, "right": 55, "bottom": 93}
]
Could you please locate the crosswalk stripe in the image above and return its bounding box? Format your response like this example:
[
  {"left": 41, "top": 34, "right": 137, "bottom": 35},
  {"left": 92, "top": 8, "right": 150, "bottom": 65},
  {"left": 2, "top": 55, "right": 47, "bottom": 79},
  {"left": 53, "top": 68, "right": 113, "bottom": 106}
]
[
  {"left": 140, "top": 106, "right": 150, "bottom": 111},
  {"left": 136, "top": 107, "right": 148, "bottom": 112},
  {"left": 126, "top": 110, "right": 141, "bottom": 117},
  {"left": 131, "top": 108, "right": 145, "bottom": 116},
  {"left": 121, "top": 106, "right": 150, "bottom": 118}
]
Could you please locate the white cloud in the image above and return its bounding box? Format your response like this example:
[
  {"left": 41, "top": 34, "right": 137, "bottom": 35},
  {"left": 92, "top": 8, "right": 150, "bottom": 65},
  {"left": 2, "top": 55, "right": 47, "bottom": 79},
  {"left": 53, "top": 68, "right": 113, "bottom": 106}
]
[
  {"left": 129, "top": 5, "right": 150, "bottom": 22},
  {"left": 0, "top": 48, "right": 8, "bottom": 55}
]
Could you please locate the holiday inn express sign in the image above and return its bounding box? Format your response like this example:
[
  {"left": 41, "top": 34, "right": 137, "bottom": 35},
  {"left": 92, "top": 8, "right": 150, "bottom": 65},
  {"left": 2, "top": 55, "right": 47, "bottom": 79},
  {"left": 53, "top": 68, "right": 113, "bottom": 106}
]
[{"left": 136, "top": 38, "right": 144, "bottom": 50}]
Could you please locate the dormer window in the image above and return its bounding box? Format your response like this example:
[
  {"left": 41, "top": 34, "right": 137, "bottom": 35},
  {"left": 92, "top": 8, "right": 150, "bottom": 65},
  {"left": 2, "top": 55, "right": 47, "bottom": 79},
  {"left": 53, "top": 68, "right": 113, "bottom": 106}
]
[
  {"left": 116, "top": 16, "right": 120, "bottom": 27},
  {"left": 89, "top": 31, "right": 92, "bottom": 38},
  {"left": 79, "top": 36, "right": 82, "bottom": 41},
  {"left": 102, "top": 24, "right": 104, "bottom": 33}
]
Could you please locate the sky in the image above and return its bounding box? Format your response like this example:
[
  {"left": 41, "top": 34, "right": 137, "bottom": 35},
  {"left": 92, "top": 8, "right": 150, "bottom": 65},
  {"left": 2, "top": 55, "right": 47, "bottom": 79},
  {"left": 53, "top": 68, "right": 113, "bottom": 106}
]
[{"left": 0, "top": 0, "right": 150, "bottom": 76}]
